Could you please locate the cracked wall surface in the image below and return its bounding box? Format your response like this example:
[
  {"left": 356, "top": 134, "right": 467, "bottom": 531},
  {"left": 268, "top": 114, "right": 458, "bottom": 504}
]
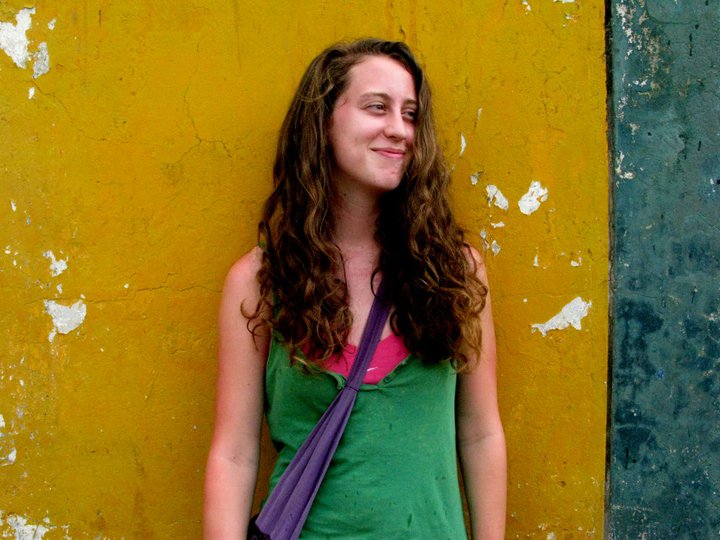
[
  {"left": 0, "top": 1, "right": 608, "bottom": 537},
  {"left": 608, "top": 0, "right": 720, "bottom": 537}
]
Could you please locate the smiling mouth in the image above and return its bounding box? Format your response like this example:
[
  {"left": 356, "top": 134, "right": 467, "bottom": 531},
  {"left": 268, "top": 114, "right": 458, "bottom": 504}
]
[{"left": 372, "top": 148, "right": 406, "bottom": 159}]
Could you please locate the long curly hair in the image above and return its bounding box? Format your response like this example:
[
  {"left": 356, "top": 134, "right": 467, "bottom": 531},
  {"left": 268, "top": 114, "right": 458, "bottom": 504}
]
[{"left": 249, "top": 38, "right": 487, "bottom": 371}]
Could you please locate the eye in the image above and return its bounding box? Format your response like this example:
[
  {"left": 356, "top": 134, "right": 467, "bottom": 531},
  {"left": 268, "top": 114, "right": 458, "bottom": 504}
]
[
  {"left": 402, "top": 109, "right": 417, "bottom": 121},
  {"left": 367, "top": 103, "right": 386, "bottom": 112}
]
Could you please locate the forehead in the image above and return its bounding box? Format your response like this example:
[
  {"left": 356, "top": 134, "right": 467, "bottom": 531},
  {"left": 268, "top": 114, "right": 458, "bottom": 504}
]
[{"left": 343, "top": 55, "right": 417, "bottom": 100}]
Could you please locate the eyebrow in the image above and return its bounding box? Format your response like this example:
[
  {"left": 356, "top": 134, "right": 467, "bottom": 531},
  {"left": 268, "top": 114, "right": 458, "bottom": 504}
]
[{"left": 359, "top": 92, "right": 418, "bottom": 106}]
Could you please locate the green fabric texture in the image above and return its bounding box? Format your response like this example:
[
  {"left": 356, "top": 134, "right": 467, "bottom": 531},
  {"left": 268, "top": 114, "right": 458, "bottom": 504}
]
[{"left": 264, "top": 333, "right": 467, "bottom": 539}]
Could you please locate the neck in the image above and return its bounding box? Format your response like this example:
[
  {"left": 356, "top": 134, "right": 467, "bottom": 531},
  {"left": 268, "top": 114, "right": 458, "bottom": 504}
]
[{"left": 333, "top": 190, "right": 381, "bottom": 251}]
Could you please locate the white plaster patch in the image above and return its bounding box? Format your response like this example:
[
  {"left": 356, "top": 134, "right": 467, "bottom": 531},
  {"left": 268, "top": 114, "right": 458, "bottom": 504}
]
[
  {"left": 490, "top": 221, "right": 505, "bottom": 228},
  {"left": 48, "top": 18, "right": 56, "bottom": 30},
  {"left": 533, "top": 254, "right": 539, "bottom": 267},
  {"left": 531, "top": 297, "right": 592, "bottom": 336},
  {"left": 0, "top": 513, "right": 53, "bottom": 539},
  {"left": 459, "top": 134, "right": 466, "bottom": 156},
  {"left": 32, "top": 42, "right": 50, "bottom": 78},
  {"left": 518, "top": 181, "right": 549, "bottom": 215},
  {"left": 0, "top": 411, "right": 16, "bottom": 465},
  {"left": 570, "top": 256, "right": 582, "bottom": 267},
  {"left": 479, "top": 229, "right": 490, "bottom": 251},
  {"left": 10, "top": 200, "right": 17, "bottom": 212},
  {"left": 44, "top": 299, "right": 86, "bottom": 342},
  {"left": 27, "top": 86, "right": 35, "bottom": 99},
  {"left": 56, "top": 283, "right": 62, "bottom": 294},
  {"left": 615, "top": 151, "right": 635, "bottom": 180},
  {"left": 486, "top": 184, "right": 509, "bottom": 211},
  {"left": 476, "top": 107, "right": 483, "bottom": 122},
  {"left": 547, "top": 533, "right": 557, "bottom": 540},
  {"left": 43, "top": 250, "right": 67, "bottom": 277},
  {"left": 0, "top": 8, "right": 35, "bottom": 68},
  {"left": 470, "top": 172, "right": 482, "bottom": 186},
  {"left": 490, "top": 240, "right": 501, "bottom": 256},
  {"left": 554, "top": 0, "right": 574, "bottom": 3},
  {"left": 522, "top": 0, "right": 532, "bottom": 12}
]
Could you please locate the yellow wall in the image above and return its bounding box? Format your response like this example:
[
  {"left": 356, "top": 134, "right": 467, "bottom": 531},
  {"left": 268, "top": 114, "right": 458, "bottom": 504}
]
[{"left": 0, "top": 1, "right": 607, "bottom": 538}]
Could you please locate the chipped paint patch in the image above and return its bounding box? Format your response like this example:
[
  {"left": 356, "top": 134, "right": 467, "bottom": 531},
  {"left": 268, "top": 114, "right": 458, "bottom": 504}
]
[
  {"left": 47, "top": 18, "right": 56, "bottom": 30},
  {"left": 532, "top": 297, "right": 592, "bottom": 336},
  {"left": 615, "top": 151, "right": 635, "bottom": 180},
  {"left": 44, "top": 299, "right": 87, "bottom": 342},
  {"left": 470, "top": 171, "right": 483, "bottom": 186},
  {"left": 522, "top": 0, "right": 532, "bottom": 13},
  {"left": 0, "top": 413, "right": 17, "bottom": 466},
  {"left": 42, "top": 250, "right": 67, "bottom": 276},
  {"left": 518, "top": 180, "right": 549, "bottom": 215},
  {"left": 0, "top": 8, "right": 35, "bottom": 68},
  {"left": 486, "top": 184, "right": 509, "bottom": 210},
  {"left": 533, "top": 253, "right": 539, "bottom": 267},
  {"left": 571, "top": 256, "right": 582, "bottom": 267},
  {"left": 459, "top": 133, "right": 466, "bottom": 156},
  {"left": 490, "top": 221, "right": 505, "bottom": 228},
  {"left": 32, "top": 42, "right": 49, "bottom": 79},
  {"left": 27, "top": 87, "right": 35, "bottom": 99},
  {"left": 479, "top": 229, "right": 490, "bottom": 251},
  {"left": 0, "top": 512, "right": 53, "bottom": 539},
  {"left": 490, "top": 240, "right": 501, "bottom": 256},
  {"left": 0, "top": 8, "right": 51, "bottom": 80},
  {"left": 10, "top": 200, "right": 17, "bottom": 212}
]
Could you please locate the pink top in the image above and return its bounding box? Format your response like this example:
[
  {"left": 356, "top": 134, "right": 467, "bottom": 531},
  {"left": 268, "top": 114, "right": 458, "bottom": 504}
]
[{"left": 323, "top": 333, "right": 410, "bottom": 384}]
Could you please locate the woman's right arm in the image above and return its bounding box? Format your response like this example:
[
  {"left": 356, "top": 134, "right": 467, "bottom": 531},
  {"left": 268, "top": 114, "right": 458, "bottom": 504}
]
[{"left": 204, "top": 247, "right": 269, "bottom": 539}]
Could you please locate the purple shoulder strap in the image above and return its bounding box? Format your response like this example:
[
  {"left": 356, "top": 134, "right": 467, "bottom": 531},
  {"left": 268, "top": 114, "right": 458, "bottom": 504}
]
[{"left": 250, "top": 280, "right": 391, "bottom": 540}]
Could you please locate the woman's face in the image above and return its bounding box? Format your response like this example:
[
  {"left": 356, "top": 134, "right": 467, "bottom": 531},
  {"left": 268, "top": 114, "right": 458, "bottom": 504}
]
[{"left": 327, "top": 55, "right": 417, "bottom": 202}]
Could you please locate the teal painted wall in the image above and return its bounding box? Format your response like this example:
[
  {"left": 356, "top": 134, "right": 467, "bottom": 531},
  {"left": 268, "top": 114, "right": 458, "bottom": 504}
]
[{"left": 608, "top": 0, "right": 720, "bottom": 537}]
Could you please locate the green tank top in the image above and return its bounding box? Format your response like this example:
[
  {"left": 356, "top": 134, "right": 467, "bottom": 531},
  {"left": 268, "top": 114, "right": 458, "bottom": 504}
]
[{"left": 264, "top": 332, "right": 468, "bottom": 539}]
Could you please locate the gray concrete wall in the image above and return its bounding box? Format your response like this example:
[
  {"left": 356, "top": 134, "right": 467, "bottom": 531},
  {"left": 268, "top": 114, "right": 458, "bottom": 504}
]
[{"left": 608, "top": 0, "right": 720, "bottom": 537}]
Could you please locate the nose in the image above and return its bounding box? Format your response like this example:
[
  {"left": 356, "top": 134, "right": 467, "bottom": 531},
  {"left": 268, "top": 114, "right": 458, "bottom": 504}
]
[{"left": 384, "top": 110, "right": 411, "bottom": 141}]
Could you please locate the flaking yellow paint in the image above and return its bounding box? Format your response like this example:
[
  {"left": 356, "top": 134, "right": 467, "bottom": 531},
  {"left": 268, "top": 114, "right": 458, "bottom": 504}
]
[{"left": 0, "top": 1, "right": 607, "bottom": 537}]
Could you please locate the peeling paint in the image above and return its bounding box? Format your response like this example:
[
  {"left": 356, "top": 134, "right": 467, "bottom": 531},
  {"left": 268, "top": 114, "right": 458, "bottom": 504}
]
[
  {"left": 490, "top": 221, "right": 505, "bottom": 228},
  {"left": 44, "top": 299, "right": 87, "bottom": 342},
  {"left": 27, "top": 87, "right": 35, "bottom": 99},
  {"left": 42, "top": 250, "right": 67, "bottom": 277},
  {"left": 32, "top": 42, "right": 50, "bottom": 79},
  {"left": 459, "top": 133, "right": 466, "bottom": 156},
  {"left": 470, "top": 171, "right": 483, "bottom": 186},
  {"left": 479, "top": 228, "right": 490, "bottom": 251},
  {"left": 615, "top": 151, "right": 635, "bottom": 180},
  {"left": 518, "top": 181, "right": 549, "bottom": 215},
  {"left": 491, "top": 240, "right": 501, "bottom": 256},
  {"left": 531, "top": 297, "right": 592, "bottom": 336},
  {"left": 486, "top": 184, "right": 509, "bottom": 211},
  {"left": 0, "top": 8, "right": 51, "bottom": 80},
  {"left": 0, "top": 8, "right": 35, "bottom": 68},
  {"left": 0, "top": 513, "right": 53, "bottom": 539}
]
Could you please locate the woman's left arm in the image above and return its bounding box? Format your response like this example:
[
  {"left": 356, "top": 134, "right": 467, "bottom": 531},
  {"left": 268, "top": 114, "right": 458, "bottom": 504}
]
[{"left": 457, "top": 247, "right": 507, "bottom": 540}]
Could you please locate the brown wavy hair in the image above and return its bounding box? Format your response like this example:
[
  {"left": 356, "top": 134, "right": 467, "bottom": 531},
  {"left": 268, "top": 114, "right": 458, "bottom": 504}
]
[{"left": 249, "top": 38, "right": 487, "bottom": 371}]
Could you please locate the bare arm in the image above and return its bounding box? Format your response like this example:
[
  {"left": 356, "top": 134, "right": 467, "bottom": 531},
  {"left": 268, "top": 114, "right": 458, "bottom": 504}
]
[
  {"left": 457, "top": 248, "right": 507, "bottom": 540},
  {"left": 204, "top": 248, "right": 269, "bottom": 539}
]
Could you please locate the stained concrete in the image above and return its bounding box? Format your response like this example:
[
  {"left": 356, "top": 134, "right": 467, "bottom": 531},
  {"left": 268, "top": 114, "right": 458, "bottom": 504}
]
[{"left": 608, "top": 0, "right": 720, "bottom": 537}]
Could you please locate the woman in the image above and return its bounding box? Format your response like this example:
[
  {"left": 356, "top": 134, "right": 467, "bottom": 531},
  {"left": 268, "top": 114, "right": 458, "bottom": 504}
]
[{"left": 204, "top": 38, "right": 506, "bottom": 539}]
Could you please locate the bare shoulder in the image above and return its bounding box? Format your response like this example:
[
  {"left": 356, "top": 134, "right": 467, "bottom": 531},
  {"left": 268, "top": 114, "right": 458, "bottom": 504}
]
[
  {"left": 222, "top": 246, "right": 264, "bottom": 308},
  {"left": 463, "top": 243, "right": 489, "bottom": 285}
]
